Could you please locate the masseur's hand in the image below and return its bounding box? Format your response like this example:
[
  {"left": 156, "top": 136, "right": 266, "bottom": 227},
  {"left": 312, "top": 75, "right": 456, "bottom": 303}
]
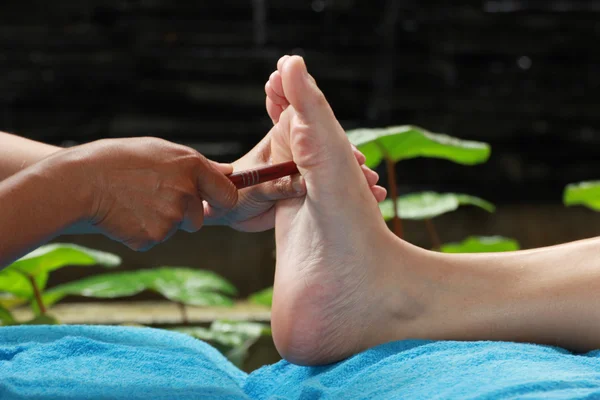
[{"left": 54, "top": 137, "right": 238, "bottom": 250}]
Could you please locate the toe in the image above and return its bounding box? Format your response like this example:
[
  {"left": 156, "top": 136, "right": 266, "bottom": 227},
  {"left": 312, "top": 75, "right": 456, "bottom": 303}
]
[
  {"left": 266, "top": 97, "right": 285, "bottom": 124},
  {"left": 361, "top": 165, "right": 379, "bottom": 186},
  {"left": 279, "top": 56, "right": 334, "bottom": 124},
  {"left": 352, "top": 145, "right": 366, "bottom": 165},
  {"left": 269, "top": 71, "right": 287, "bottom": 103},
  {"left": 371, "top": 185, "right": 387, "bottom": 202},
  {"left": 277, "top": 55, "right": 291, "bottom": 71},
  {"left": 265, "top": 76, "right": 288, "bottom": 106}
]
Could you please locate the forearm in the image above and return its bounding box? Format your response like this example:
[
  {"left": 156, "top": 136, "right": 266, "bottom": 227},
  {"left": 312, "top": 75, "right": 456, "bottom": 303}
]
[
  {"left": 0, "top": 132, "right": 61, "bottom": 181},
  {"left": 413, "top": 238, "right": 600, "bottom": 351},
  {"left": 0, "top": 158, "right": 89, "bottom": 269}
]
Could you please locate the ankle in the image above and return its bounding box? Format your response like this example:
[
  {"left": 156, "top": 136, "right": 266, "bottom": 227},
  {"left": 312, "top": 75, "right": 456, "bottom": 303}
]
[
  {"left": 385, "top": 247, "right": 529, "bottom": 343},
  {"left": 371, "top": 235, "right": 437, "bottom": 344}
]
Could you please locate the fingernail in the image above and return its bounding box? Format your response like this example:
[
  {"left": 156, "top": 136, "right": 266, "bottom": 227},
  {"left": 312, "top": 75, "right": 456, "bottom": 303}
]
[{"left": 292, "top": 175, "right": 306, "bottom": 194}]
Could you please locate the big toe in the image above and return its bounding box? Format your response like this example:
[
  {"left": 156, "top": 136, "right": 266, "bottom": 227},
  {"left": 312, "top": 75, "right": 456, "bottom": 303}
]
[
  {"left": 276, "top": 56, "right": 371, "bottom": 200},
  {"left": 279, "top": 56, "right": 334, "bottom": 125}
]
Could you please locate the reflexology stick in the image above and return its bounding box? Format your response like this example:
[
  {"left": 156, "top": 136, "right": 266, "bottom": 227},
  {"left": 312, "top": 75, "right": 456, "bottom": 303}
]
[{"left": 227, "top": 160, "right": 299, "bottom": 189}]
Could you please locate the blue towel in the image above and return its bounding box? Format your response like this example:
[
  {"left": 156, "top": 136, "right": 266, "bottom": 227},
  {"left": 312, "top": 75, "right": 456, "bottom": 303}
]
[
  {"left": 3, "top": 325, "right": 600, "bottom": 399},
  {"left": 0, "top": 325, "right": 248, "bottom": 400}
]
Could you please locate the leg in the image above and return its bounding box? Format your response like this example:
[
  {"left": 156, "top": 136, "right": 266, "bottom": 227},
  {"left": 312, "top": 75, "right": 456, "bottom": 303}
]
[{"left": 266, "top": 56, "right": 600, "bottom": 366}]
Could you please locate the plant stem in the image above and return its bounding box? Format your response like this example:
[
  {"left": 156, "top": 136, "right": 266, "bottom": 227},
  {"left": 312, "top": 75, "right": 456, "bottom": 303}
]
[
  {"left": 27, "top": 275, "right": 46, "bottom": 315},
  {"left": 178, "top": 302, "right": 189, "bottom": 324},
  {"left": 424, "top": 219, "right": 442, "bottom": 251},
  {"left": 385, "top": 157, "right": 403, "bottom": 238}
]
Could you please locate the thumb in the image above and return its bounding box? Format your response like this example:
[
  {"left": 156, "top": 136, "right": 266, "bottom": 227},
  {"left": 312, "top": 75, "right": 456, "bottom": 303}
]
[
  {"left": 195, "top": 157, "right": 238, "bottom": 210},
  {"left": 210, "top": 160, "right": 234, "bottom": 175}
]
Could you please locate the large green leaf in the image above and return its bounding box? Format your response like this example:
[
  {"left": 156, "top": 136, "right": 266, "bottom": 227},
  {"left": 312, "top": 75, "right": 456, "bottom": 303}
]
[
  {"left": 248, "top": 286, "right": 273, "bottom": 307},
  {"left": 0, "top": 270, "right": 48, "bottom": 302},
  {"left": 0, "top": 305, "right": 15, "bottom": 325},
  {"left": 379, "top": 192, "right": 495, "bottom": 221},
  {"left": 43, "top": 267, "right": 237, "bottom": 308},
  {"left": 173, "top": 320, "right": 271, "bottom": 367},
  {"left": 563, "top": 181, "right": 600, "bottom": 211},
  {"left": 347, "top": 126, "right": 490, "bottom": 168},
  {"left": 441, "top": 236, "right": 520, "bottom": 253},
  {"left": 7, "top": 244, "right": 121, "bottom": 277}
]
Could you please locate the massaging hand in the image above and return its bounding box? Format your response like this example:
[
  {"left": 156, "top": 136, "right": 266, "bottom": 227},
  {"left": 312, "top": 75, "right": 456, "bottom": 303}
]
[{"left": 51, "top": 137, "right": 238, "bottom": 250}]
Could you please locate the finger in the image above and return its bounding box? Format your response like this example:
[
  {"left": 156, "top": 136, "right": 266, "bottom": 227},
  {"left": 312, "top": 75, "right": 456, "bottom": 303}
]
[
  {"left": 352, "top": 146, "right": 366, "bottom": 165},
  {"left": 371, "top": 185, "right": 387, "bottom": 203},
  {"left": 266, "top": 97, "right": 285, "bottom": 124},
  {"left": 181, "top": 195, "right": 205, "bottom": 233},
  {"left": 195, "top": 154, "right": 238, "bottom": 210},
  {"left": 231, "top": 207, "right": 276, "bottom": 233},
  {"left": 249, "top": 174, "right": 306, "bottom": 202},
  {"left": 361, "top": 165, "right": 379, "bottom": 187}
]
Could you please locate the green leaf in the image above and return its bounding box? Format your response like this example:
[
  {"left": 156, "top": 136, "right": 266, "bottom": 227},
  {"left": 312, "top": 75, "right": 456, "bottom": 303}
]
[
  {"left": 347, "top": 126, "right": 491, "bottom": 168},
  {"left": 43, "top": 267, "right": 237, "bottom": 308},
  {"left": 248, "top": 286, "right": 273, "bottom": 307},
  {"left": 210, "top": 320, "right": 272, "bottom": 338},
  {"left": 0, "top": 305, "right": 15, "bottom": 325},
  {"left": 563, "top": 181, "right": 600, "bottom": 211},
  {"left": 379, "top": 192, "right": 495, "bottom": 221},
  {"left": 441, "top": 236, "right": 521, "bottom": 253},
  {"left": 149, "top": 267, "right": 237, "bottom": 305},
  {"left": 0, "top": 270, "right": 48, "bottom": 301},
  {"left": 7, "top": 243, "right": 121, "bottom": 277}
]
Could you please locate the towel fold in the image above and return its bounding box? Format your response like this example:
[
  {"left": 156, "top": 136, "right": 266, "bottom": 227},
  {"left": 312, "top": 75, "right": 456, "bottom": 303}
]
[{"left": 3, "top": 325, "right": 600, "bottom": 399}]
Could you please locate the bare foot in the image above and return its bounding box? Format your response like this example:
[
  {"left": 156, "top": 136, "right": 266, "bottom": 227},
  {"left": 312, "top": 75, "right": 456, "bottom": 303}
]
[{"left": 265, "top": 56, "right": 423, "bottom": 365}]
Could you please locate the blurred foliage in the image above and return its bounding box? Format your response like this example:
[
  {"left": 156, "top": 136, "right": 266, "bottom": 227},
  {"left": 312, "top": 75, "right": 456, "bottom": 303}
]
[
  {"left": 441, "top": 236, "right": 520, "bottom": 253},
  {"left": 249, "top": 286, "right": 273, "bottom": 307},
  {"left": 379, "top": 192, "right": 495, "bottom": 221},
  {"left": 563, "top": 181, "right": 600, "bottom": 211},
  {"left": 43, "top": 267, "right": 237, "bottom": 309},
  {"left": 173, "top": 320, "right": 271, "bottom": 367},
  {"left": 347, "top": 126, "right": 490, "bottom": 168}
]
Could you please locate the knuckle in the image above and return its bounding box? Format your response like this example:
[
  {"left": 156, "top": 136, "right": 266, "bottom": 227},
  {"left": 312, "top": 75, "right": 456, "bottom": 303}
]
[
  {"left": 273, "top": 177, "right": 293, "bottom": 197},
  {"left": 188, "top": 151, "right": 207, "bottom": 167},
  {"left": 179, "top": 181, "right": 198, "bottom": 197},
  {"left": 139, "top": 223, "right": 166, "bottom": 244},
  {"left": 165, "top": 205, "right": 185, "bottom": 223},
  {"left": 148, "top": 227, "right": 169, "bottom": 244}
]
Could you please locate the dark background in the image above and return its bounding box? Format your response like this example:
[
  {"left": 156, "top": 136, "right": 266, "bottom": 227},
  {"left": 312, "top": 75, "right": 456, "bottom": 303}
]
[
  {"left": 3, "top": 0, "right": 600, "bottom": 295},
  {"left": 3, "top": 0, "right": 600, "bottom": 204}
]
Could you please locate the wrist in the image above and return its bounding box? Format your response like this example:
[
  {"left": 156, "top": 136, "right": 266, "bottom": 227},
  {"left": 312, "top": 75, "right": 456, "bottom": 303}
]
[{"left": 32, "top": 149, "right": 96, "bottom": 227}]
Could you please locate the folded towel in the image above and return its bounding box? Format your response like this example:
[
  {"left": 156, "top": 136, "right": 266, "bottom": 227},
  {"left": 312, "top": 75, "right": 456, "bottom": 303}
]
[{"left": 3, "top": 325, "right": 600, "bottom": 399}]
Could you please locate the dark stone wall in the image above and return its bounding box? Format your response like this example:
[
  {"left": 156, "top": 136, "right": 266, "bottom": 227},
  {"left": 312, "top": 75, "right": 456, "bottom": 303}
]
[{"left": 2, "top": 0, "right": 600, "bottom": 205}]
